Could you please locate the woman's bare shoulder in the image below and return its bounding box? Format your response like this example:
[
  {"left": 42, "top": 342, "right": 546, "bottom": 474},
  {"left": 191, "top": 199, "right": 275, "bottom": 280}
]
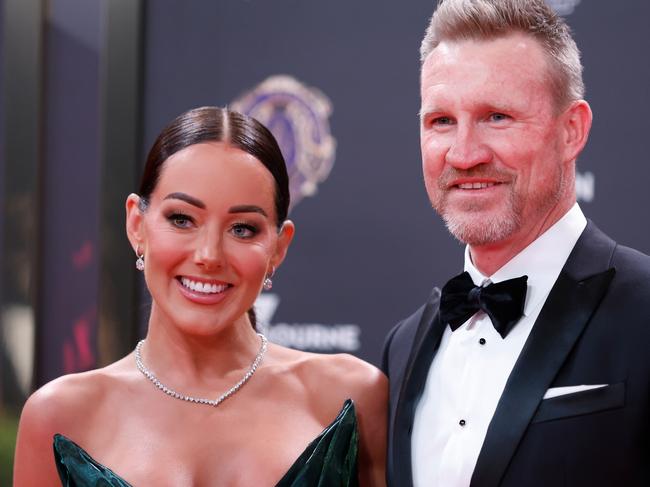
[
  {"left": 14, "top": 356, "right": 136, "bottom": 485},
  {"left": 269, "top": 345, "right": 387, "bottom": 408},
  {"left": 315, "top": 352, "right": 385, "bottom": 394},
  {"left": 269, "top": 347, "right": 387, "bottom": 484},
  {"left": 19, "top": 355, "right": 135, "bottom": 435}
]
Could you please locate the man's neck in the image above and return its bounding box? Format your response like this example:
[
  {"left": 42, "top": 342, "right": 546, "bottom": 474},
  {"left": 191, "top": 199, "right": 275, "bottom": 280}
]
[
  {"left": 469, "top": 242, "right": 529, "bottom": 277},
  {"left": 468, "top": 201, "right": 576, "bottom": 276}
]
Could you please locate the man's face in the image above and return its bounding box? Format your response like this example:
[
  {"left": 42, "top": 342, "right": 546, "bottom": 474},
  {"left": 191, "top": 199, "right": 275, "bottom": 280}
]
[{"left": 420, "top": 33, "right": 572, "bottom": 248}]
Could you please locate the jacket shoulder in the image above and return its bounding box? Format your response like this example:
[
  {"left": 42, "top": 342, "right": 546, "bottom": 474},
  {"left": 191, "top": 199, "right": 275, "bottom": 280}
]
[
  {"left": 381, "top": 289, "right": 441, "bottom": 376},
  {"left": 611, "top": 242, "right": 650, "bottom": 275}
]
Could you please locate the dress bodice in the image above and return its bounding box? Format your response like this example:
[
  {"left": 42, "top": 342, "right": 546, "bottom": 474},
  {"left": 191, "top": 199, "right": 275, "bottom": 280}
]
[{"left": 53, "top": 399, "right": 358, "bottom": 486}]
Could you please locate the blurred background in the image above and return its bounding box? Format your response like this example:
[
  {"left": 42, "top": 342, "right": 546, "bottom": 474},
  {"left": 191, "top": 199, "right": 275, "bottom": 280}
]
[{"left": 1, "top": 0, "right": 649, "bottom": 482}]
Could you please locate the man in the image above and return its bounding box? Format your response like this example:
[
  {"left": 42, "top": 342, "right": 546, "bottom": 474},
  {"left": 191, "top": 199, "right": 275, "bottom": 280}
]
[{"left": 382, "top": 1, "right": 650, "bottom": 486}]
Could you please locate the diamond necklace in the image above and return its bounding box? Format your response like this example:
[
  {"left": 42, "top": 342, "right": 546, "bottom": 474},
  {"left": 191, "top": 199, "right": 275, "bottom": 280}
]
[{"left": 135, "top": 333, "right": 268, "bottom": 407}]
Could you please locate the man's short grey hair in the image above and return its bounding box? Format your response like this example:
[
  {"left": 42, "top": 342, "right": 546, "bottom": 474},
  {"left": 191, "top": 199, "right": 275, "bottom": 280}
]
[{"left": 420, "top": 0, "right": 584, "bottom": 109}]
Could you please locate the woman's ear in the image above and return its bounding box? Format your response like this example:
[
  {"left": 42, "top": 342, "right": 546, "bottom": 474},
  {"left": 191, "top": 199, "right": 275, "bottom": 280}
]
[
  {"left": 125, "top": 193, "right": 145, "bottom": 253},
  {"left": 270, "top": 220, "right": 296, "bottom": 271}
]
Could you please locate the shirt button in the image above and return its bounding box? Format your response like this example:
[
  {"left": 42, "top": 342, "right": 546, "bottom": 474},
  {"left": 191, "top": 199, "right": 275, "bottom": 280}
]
[
  {"left": 459, "top": 419, "right": 466, "bottom": 427},
  {"left": 479, "top": 338, "right": 486, "bottom": 345}
]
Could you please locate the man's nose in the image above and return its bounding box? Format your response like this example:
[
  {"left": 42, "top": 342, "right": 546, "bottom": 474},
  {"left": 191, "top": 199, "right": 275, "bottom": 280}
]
[
  {"left": 445, "top": 123, "right": 492, "bottom": 169},
  {"left": 194, "top": 227, "right": 223, "bottom": 270}
]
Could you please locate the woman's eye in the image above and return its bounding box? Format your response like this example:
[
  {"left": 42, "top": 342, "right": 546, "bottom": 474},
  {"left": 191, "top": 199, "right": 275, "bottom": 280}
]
[
  {"left": 231, "top": 223, "right": 258, "bottom": 239},
  {"left": 167, "top": 213, "right": 193, "bottom": 228}
]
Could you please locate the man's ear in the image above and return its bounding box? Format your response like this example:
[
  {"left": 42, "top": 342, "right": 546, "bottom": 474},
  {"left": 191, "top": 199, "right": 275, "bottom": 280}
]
[
  {"left": 269, "top": 220, "right": 296, "bottom": 272},
  {"left": 125, "top": 193, "right": 145, "bottom": 253},
  {"left": 561, "top": 100, "right": 592, "bottom": 164}
]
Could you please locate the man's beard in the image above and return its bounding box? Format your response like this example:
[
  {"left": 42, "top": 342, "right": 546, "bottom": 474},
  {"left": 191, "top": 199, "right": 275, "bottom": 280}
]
[
  {"left": 430, "top": 166, "right": 566, "bottom": 246},
  {"left": 440, "top": 194, "right": 521, "bottom": 246}
]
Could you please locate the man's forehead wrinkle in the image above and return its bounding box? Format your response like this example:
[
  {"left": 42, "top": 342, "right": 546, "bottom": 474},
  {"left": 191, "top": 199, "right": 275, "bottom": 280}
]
[
  {"left": 428, "top": 34, "right": 547, "bottom": 69},
  {"left": 422, "top": 75, "right": 526, "bottom": 104},
  {"left": 421, "top": 40, "right": 552, "bottom": 116}
]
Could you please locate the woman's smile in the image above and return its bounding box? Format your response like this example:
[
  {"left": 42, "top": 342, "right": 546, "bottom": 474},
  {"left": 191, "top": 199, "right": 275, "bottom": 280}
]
[{"left": 176, "top": 276, "right": 232, "bottom": 305}]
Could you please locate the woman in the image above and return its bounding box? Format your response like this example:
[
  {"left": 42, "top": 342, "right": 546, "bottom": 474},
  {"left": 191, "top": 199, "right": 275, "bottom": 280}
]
[{"left": 14, "top": 107, "right": 387, "bottom": 486}]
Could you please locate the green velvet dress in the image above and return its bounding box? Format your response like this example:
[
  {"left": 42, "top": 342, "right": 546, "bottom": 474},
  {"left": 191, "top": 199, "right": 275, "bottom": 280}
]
[{"left": 53, "top": 399, "right": 358, "bottom": 487}]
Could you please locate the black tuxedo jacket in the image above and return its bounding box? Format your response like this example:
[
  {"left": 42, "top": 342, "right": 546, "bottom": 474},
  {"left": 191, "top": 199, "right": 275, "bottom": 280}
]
[{"left": 382, "top": 222, "right": 650, "bottom": 486}]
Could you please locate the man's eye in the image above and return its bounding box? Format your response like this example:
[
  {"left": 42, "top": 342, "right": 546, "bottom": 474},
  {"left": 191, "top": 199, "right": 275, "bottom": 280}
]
[
  {"left": 231, "top": 223, "right": 258, "bottom": 239},
  {"left": 167, "top": 213, "right": 193, "bottom": 228},
  {"left": 432, "top": 116, "right": 454, "bottom": 126},
  {"left": 489, "top": 113, "right": 509, "bottom": 122}
]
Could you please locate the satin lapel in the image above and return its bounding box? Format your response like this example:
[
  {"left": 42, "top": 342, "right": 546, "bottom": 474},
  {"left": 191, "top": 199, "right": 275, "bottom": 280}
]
[
  {"left": 392, "top": 288, "right": 446, "bottom": 485},
  {"left": 471, "top": 222, "right": 616, "bottom": 487}
]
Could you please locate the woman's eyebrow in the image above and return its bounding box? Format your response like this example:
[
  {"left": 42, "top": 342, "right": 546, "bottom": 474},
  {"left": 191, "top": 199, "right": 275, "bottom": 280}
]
[
  {"left": 228, "top": 205, "right": 268, "bottom": 217},
  {"left": 163, "top": 192, "right": 205, "bottom": 209}
]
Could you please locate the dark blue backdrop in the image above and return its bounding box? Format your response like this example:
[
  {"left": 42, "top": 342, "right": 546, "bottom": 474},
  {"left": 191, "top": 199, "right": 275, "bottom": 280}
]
[
  {"left": 141, "top": 0, "right": 650, "bottom": 365},
  {"left": 2, "top": 1, "right": 648, "bottom": 388}
]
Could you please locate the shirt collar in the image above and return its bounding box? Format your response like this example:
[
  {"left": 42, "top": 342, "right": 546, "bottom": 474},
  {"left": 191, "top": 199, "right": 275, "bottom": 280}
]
[{"left": 464, "top": 203, "right": 587, "bottom": 316}]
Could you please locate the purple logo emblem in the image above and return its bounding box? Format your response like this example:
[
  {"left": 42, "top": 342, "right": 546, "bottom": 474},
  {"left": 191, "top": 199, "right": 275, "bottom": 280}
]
[{"left": 231, "top": 75, "right": 336, "bottom": 210}]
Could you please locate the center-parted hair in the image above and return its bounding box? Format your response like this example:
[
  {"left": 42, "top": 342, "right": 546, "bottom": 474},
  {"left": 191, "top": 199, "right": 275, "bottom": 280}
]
[
  {"left": 420, "top": 0, "right": 584, "bottom": 109},
  {"left": 139, "top": 106, "right": 290, "bottom": 227}
]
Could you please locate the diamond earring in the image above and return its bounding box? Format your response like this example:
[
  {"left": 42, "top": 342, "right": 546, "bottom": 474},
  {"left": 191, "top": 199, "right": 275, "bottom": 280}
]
[
  {"left": 263, "top": 266, "right": 275, "bottom": 291},
  {"left": 135, "top": 247, "right": 145, "bottom": 271}
]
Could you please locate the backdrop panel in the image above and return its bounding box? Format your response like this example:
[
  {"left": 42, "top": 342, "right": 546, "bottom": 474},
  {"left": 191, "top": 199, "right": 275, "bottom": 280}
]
[
  {"left": 136, "top": 0, "right": 650, "bottom": 365},
  {"left": 38, "top": 0, "right": 103, "bottom": 383}
]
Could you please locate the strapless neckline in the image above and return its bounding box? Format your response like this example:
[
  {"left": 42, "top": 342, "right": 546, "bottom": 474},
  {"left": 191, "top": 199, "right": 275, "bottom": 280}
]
[{"left": 53, "top": 399, "right": 358, "bottom": 486}]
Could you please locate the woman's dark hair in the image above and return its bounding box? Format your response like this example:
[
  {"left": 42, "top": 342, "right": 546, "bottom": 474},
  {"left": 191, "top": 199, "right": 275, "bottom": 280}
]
[
  {"left": 140, "top": 106, "right": 290, "bottom": 225},
  {"left": 138, "top": 106, "right": 291, "bottom": 329}
]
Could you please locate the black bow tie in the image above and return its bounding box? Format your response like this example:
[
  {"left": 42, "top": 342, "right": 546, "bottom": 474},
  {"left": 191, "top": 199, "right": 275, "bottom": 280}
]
[{"left": 440, "top": 271, "right": 528, "bottom": 338}]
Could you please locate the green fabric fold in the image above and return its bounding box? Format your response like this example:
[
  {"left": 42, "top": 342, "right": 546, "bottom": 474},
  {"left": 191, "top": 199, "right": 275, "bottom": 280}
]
[
  {"left": 276, "top": 399, "right": 358, "bottom": 487},
  {"left": 53, "top": 434, "right": 132, "bottom": 487}
]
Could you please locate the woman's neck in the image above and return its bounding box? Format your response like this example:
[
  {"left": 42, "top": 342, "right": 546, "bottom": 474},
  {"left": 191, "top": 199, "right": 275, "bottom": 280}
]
[{"left": 140, "top": 304, "right": 263, "bottom": 387}]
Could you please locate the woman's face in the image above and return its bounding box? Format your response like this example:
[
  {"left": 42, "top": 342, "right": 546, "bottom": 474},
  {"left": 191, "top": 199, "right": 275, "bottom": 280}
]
[{"left": 127, "top": 142, "right": 293, "bottom": 336}]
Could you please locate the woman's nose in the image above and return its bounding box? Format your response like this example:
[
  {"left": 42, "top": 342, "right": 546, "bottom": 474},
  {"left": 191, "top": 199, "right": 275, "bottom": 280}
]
[{"left": 194, "top": 228, "right": 223, "bottom": 270}]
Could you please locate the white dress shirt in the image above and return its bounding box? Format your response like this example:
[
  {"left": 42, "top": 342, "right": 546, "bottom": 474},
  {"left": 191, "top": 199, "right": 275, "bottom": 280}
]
[{"left": 411, "top": 204, "right": 587, "bottom": 487}]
